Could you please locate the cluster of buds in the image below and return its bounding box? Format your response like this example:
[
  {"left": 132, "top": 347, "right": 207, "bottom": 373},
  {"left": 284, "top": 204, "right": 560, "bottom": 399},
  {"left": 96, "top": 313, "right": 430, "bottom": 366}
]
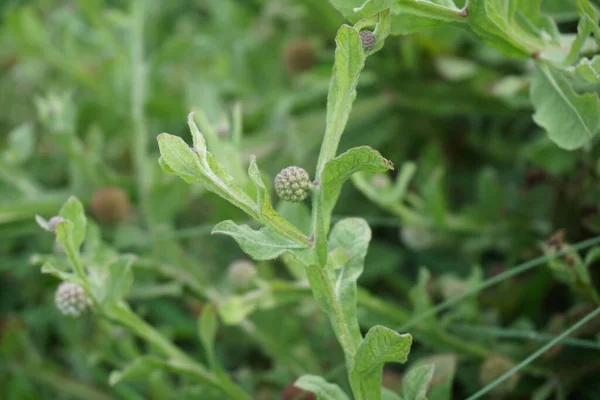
[
  {"left": 275, "top": 166, "right": 311, "bottom": 203},
  {"left": 55, "top": 282, "right": 92, "bottom": 317}
]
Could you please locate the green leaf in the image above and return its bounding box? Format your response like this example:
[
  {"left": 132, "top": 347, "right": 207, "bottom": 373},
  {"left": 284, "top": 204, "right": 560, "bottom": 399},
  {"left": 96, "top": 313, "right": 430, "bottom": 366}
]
[
  {"left": 382, "top": 389, "right": 404, "bottom": 400},
  {"left": 58, "top": 196, "right": 87, "bottom": 250},
  {"left": 109, "top": 355, "right": 166, "bottom": 386},
  {"left": 157, "top": 116, "right": 258, "bottom": 218},
  {"left": 315, "top": 26, "right": 366, "bottom": 176},
  {"left": 97, "top": 255, "right": 136, "bottom": 305},
  {"left": 315, "top": 146, "right": 393, "bottom": 263},
  {"left": 2, "top": 122, "right": 35, "bottom": 165},
  {"left": 40, "top": 261, "right": 75, "bottom": 282},
  {"left": 198, "top": 303, "right": 219, "bottom": 371},
  {"left": 402, "top": 364, "right": 435, "bottom": 400},
  {"left": 295, "top": 375, "right": 350, "bottom": 400},
  {"left": 350, "top": 325, "right": 413, "bottom": 400},
  {"left": 212, "top": 220, "right": 305, "bottom": 260},
  {"left": 419, "top": 354, "right": 457, "bottom": 400},
  {"left": 350, "top": 0, "right": 467, "bottom": 35},
  {"left": 328, "top": 218, "right": 372, "bottom": 345},
  {"left": 573, "top": 56, "right": 600, "bottom": 83},
  {"left": 467, "top": 0, "right": 532, "bottom": 58},
  {"left": 530, "top": 62, "right": 600, "bottom": 149},
  {"left": 217, "top": 295, "right": 256, "bottom": 325},
  {"left": 409, "top": 268, "right": 435, "bottom": 326}
]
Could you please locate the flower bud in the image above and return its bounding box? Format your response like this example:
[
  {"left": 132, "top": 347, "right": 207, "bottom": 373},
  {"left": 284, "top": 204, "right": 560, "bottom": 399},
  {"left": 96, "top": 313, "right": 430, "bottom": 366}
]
[
  {"left": 359, "top": 31, "right": 376, "bottom": 51},
  {"left": 55, "top": 282, "right": 92, "bottom": 317},
  {"left": 90, "top": 187, "right": 131, "bottom": 223},
  {"left": 227, "top": 260, "right": 258, "bottom": 290},
  {"left": 479, "top": 354, "right": 519, "bottom": 395},
  {"left": 283, "top": 39, "right": 317, "bottom": 74},
  {"left": 275, "top": 167, "right": 310, "bottom": 203}
]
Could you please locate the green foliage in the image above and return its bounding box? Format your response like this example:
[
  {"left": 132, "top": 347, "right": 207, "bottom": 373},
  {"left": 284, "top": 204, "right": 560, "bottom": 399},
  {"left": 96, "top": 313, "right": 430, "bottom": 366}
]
[{"left": 3, "top": 0, "right": 600, "bottom": 399}]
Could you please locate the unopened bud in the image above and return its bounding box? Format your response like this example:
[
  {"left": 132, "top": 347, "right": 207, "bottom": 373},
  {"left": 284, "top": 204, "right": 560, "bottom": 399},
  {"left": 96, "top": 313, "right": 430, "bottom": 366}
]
[
  {"left": 275, "top": 167, "right": 310, "bottom": 203},
  {"left": 55, "top": 282, "right": 92, "bottom": 317},
  {"left": 228, "top": 260, "right": 257, "bottom": 289},
  {"left": 359, "top": 31, "right": 376, "bottom": 51}
]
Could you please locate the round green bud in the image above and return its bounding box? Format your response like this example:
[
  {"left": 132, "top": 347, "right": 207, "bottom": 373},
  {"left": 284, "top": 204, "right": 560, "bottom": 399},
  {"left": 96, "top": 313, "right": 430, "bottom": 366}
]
[
  {"left": 283, "top": 39, "right": 317, "bottom": 74},
  {"left": 227, "top": 260, "right": 257, "bottom": 289},
  {"left": 359, "top": 31, "right": 376, "bottom": 51},
  {"left": 55, "top": 282, "right": 92, "bottom": 317},
  {"left": 275, "top": 166, "right": 310, "bottom": 203}
]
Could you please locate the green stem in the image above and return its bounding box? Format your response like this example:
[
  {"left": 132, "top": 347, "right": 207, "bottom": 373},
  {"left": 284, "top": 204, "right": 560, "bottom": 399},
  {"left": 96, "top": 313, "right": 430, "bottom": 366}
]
[
  {"left": 107, "top": 303, "right": 251, "bottom": 400},
  {"left": 63, "top": 239, "right": 92, "bottom": 295},
  {"left": 466, "top": 306, "right": 600, "bottom": 400}
]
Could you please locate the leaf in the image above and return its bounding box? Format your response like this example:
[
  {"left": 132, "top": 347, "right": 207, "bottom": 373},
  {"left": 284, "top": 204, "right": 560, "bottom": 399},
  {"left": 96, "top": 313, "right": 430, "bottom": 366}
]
[
  {"left": 58, "top": 196, "right": 87, "bottom": 250},
  {"left": 40, "top": 261, "right": 75, "bottom": 282},
  {"left": 467, "top": 0, "right": 532, "bottom": 58},
  {"left": 109, "top": 355, "right": 166, "bottom": 386},
  {"left": 157, "top": 116, "right": 258, "bottom": 218},
  {"left": 573, "top": 56, "right": 600, "bottom": 83},
  {"left": 316, "top": 26, "right": 366, "bottom": 175},
  {"left": 350, "top": 0, "right": 466, "bottom": 35},
  {"left": 382, "top": 389, "right": 403, "bottom": 400},
  {"left": 295, "top": 375, "right": 350, "bottom": 400},
  {"left": 2, "top": 122, "right": 35, "bottom": 165},
  {"left": 402, "top": 364, "right": 435, "bottom": 400},
  {"left": 409, "top": 268, "right": 435, "bottom": 326},
  {"left": 315, "top": 146, "right": 393, "bottom": 263},
  {"left": 419, "top": 354, "right": 457, "bottom": 400},
  {"left": 530, "top": 62, "right": 600, "bottom": 149},
  {"left": 328, "top": 218, "right": 373, "bottom": 345},
  {"left": 217, "top": 295, "right": 257, "bottom": 325},
  {"left": 98, "top": 255, "right": 136, "bottom": 305},
  {"left": 212, "top": 220, "right": 305, "bottom": 260},
  {"left": 350, "top": 325, "right": 413, "bottom": 400},
  {"left": 198, "top": 303, "right": 219, "bottom": 371}
]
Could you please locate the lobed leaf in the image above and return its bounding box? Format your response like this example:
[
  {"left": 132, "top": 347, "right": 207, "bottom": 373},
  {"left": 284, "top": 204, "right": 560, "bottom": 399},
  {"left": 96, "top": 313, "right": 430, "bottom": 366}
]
[
  {"left": 530, "top": 62, "right": 600, "bottom": 149},
  {"left": 350, "top": 325, "right": 413, "bottom": 400},
  {"left": 212, "top": 220, "right": 305, "bottom": 260},
  {"left": 315, "top": 146, "right": 392, "bottom": 263},
  {"left": 157, "top": 115, "right": 258, "bottom": 218}
]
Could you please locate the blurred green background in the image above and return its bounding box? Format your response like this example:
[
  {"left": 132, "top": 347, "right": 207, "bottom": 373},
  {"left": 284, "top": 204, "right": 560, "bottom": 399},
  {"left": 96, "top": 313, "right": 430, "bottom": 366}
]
[{"left": 2, "top": 0, "right": 600, "bottom": 399}]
